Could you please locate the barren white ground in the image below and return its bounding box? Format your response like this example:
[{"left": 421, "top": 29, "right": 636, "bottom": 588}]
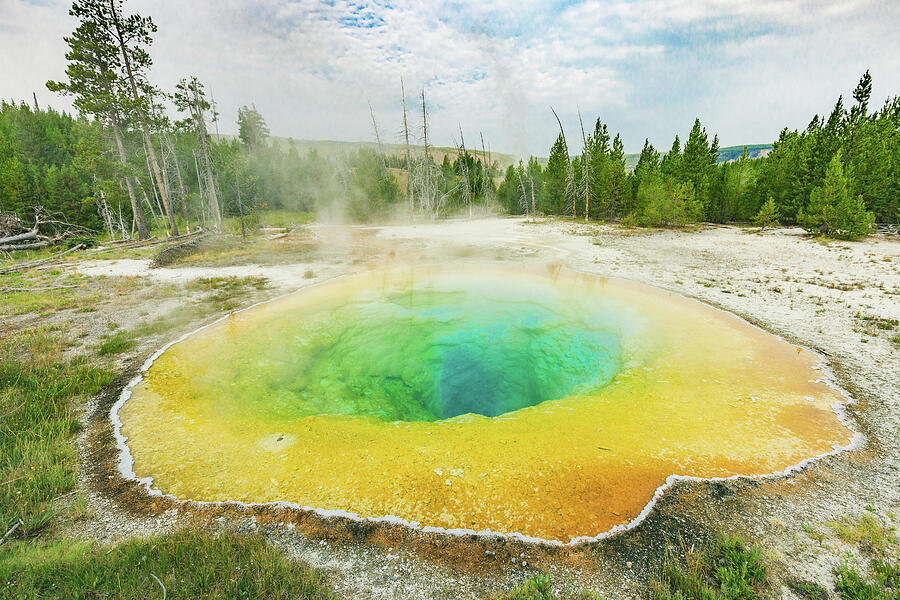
[{"left": 71, "top": 218, "right": 899, "bottom": 599}]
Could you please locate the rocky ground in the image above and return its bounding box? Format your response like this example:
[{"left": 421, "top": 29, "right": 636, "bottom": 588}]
[{"left": 6, "top": 217, "right": 898, "bottom": 598}]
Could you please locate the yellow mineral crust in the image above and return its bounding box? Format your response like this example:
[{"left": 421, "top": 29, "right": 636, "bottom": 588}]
[{"left": 118, "top": 265, "right": 854, "bottom": 542}]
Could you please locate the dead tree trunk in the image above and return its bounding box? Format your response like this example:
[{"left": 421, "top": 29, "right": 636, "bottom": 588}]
[
  {"left": 186, "top": 84, "right": 222, "bottom": 232},
  {"left": 143, "top": 148, "right": 169, "bottom": 236},
  {"left": 578, "top": 107, "right": 590, "bottom": 222},
  {"left": 457, "top": 126, "right": 472, "bottom": 218},
  {"left": 193, "top": 149, "right": 208, "bottom": 229},
  {"left": 515, "top": 163, "right": 529, "bottom": 219},
  {"left": 109, "top": 0, "right": 178, "bottom": 236},
  {"left": 111, "top": 119, "right": 149, "bottom": 240},
  {"left": 368, "top": 100, "right": 388, "bottom": 170},
  {"left": 530, "top": 172, "right": 536, "bottom": 221},
  {"left": 479, "top": 132, "right": 493, "bottom": 205},
  {"left": 401, "top": 79, "right": 413, "bottom": 220},
  {"left": 550, "top": 107, "right": 575, "bottom": 219},
  {"left": 96, "top": 183, "right": 116, "bottom": 240},
  {"left": 164, "top": 133, "right": 191, "bottom": 233},
  {"left": 421, "top": 88, "right": 434, "bottom": 218}
]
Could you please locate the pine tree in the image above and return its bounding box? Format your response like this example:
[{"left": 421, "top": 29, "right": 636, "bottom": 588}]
[
  {"left": 660, "top": 135, "right": 681, "bottom": 179},
  {"left": 543, "top": 134, "right": 569, "bottom": 215},
  {"left": 753, "top": 196, "right": 779, "bottom": 230},
  {"left": 833, "top": 193, "right": 874, "bottom": 239},
  {"left": 46, "top": 0, "right": 152, "bottom": 238},
  {"left": 237, "top": 105, "right": 270, "bottom": 150},
  {"left": 681, "top": 118, "right": 713, "bottom": 217},
  {"left": 800, "top": 151, "right": 874, "bottom": 238}
]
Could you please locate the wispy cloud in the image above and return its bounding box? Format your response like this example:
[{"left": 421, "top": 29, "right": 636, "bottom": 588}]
[{"left": 2, "top": 0, "right": 899, "bottom": 155}]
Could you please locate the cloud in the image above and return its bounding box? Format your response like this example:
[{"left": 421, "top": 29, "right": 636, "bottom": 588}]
[{"left": 1, "top": 0, "right": 898, "bottom": 155}]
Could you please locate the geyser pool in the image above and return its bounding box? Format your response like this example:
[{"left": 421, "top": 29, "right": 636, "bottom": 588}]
[{"left": 117, "top": 264, "right": 855, "bottom": 542}]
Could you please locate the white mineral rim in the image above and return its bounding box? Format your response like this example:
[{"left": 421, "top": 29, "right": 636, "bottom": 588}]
[{"left": 108, "top": 267, "right": 866, "bottom": 547}]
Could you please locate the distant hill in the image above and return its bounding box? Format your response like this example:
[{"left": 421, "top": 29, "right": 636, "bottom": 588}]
[
  {"left": 215, "top": 135, "right": 771, "bottom": 172},
  {"left": 621, "top": 143, "right": 773, "bottom": 170},
  {"left": 715, "top": 144, "right": 773, "bottom": 162}
]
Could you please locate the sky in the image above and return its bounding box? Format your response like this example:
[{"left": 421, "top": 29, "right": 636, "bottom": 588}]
[{"left": 1, "top": 0, "right": 899, "bottom": 156}]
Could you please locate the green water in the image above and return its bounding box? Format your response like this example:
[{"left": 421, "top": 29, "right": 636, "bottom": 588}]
[{"left": 188, "top": 279, "right": 625, "bottom": 423}]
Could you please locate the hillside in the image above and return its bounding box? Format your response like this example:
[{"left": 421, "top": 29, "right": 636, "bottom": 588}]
[{"left": 215, "top": 135, "right": 771, "bottom": 172}]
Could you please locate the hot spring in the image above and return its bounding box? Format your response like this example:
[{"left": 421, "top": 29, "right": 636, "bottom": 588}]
[{"left": 116, "top": 264, "right": 855, "bottom": 542}]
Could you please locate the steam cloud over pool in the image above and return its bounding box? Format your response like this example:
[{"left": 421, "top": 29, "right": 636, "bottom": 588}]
[{"left": 117, "top": 264, "right": 854, "bottom": 542}]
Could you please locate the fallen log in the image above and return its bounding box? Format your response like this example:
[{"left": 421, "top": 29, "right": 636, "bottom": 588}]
[
  {"left": 0, "top": 228, "right": 39, "bottom": 245},
  {"left": 0, "top": 283, "right": 81, "bottom": 293},
  {"left": 0, "top": 243, "right": 84, "bottom": 275},
  {"left": 0, "top": 239, "right": 51, "bottom": 252}
]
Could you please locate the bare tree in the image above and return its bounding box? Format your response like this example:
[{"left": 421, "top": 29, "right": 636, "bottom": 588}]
[
  {"left": 515, "top": 160, "right": 530, "bottom": 220},
  {"left": 401, "top": 79, "right": 413, "bottom": 219},
  {"left": 142, "top": 147, "right": 169, "bottom": 236},
  {"left": 109, "top": 115, "right": 149, "bottom": 239},
  {"left": 367, "top": 100, "right": 388, "bottom": 170},
  {"left": 174, "top": 76, "right": 221, "bottom": 231},
  {"left": 421, "top": 88, "right": 430, "bottom": 211},
  {"left": 479, "top": 131, "right": 493, "bottom": 205},
  {"left": 160, "top": 130, "right": 190, "bottom": 233},
  {"left": 550, "top": 107, "right": 575, "bottom": 219},
  {"left": 578, "top": 107, "right": 590, "bottom": 222},
  {"left": 94, "top": 179, "right": 116, "bottom": 239},
  {"left": 456, "top": 126, "right": 473, "bottom": 218},
  {"left": 107, "top": 0, "right": 179, "bottom": 235}
]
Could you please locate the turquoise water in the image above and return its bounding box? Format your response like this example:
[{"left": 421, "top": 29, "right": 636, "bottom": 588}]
[{"left": 188, "top": 280, "right": 625, "bottom": 423}]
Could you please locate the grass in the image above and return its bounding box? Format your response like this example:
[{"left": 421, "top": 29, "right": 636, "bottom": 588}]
[
  {"left": 495, "top": 575, "right": 603, "bottom": 600},
  {"left": 0, "top": 529, "right": 335, "bottom": 599},
  {"left": 96, "top": 330, "right": 138, "bottom": 356},
  {"left": 0, "top": 301, "right": 336, "bottom": 598},
  {"left": 650, "top": 536, "right": 768, "bottom": 600},
  {"left": 185, "top": 276, "right": 269, "bottom": 312},
  {"left": 834, "top": 561, "right": 900, "bottom": 600},
  {"left": 0, "top": 270, "right": 99, "bottom": 316},
  {"left": 0, "top": 329, "right": 114, "bottom": 538},
  {"left": 788, "top": 578, "right": 829, "bottom": 600},
  {"left": 826, "top": 511, "right": 900, "bottom": 600},
  {"left": 828, "top": 514, "right": 898, "bottom": 554},
  {"left": 164, "top": 233, "right": 317, "bottom": 268}
]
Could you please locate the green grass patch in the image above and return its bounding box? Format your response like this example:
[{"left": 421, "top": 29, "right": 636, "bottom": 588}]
[
  {"left": 828, "top": 514, "right": 898, "bottom": 554},
  {"left": 651, "top": 536, "right": 768, "bottom": 600},
  {"left": 788, "top": 578, "right": 829, "bottom": 600},
  {"left": 0, "top": 271, "right": 98, "bottom": 316},
  {"left": 834, "top": 561, "right": 900, "bottom": 600},
  {"left": 495, "top": 575, "right": 603, "bottom": 600},
  {"left": 96, "top": 330, "right": 137, "bottom": 356},
  {"left": 0, "top": 330, "right": 114, "bottom": 538},
  {"left": 0, "top": 529, "right": 334, "bottom": 599}
]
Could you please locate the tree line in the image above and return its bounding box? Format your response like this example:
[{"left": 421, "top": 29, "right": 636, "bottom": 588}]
[
  {"left": 1, "top": 0, "right": 894, "bottom": 240},
  {"left": 0, "top": 0, "right": 499, "bottom": 242},
  {"left": 498, "top": 71, "right": 898, "bottom": 239}
]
